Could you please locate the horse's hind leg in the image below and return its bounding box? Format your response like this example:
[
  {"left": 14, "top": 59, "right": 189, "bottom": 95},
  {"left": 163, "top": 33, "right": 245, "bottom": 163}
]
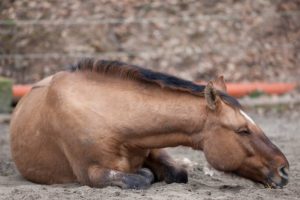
[
  {"left": 88, "top": 166, "right": 154, "bottom": 189},
  {"left": 144, "top": 149, "right": 188, "bottom": 184}
]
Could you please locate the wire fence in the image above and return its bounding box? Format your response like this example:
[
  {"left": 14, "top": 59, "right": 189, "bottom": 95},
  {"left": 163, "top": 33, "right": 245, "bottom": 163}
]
[
  {"left": 0, "top": 15, "right": 234, "bottom": 26},
  {"left": 0, "top": 42, "right": 297, "bottom": 60},
  {"left": 0, "top": 10, "right": 299, "bottom": 26}
]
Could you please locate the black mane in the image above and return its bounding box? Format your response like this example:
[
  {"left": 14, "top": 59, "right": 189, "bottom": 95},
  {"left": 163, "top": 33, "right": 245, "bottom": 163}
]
[{"left": 69, "top": 58, "right": 241, "bottom": 108}]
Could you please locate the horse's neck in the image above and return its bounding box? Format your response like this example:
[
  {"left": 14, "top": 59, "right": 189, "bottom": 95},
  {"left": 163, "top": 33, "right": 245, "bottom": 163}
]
[
  {"left": 76, "top": 73, "right": 207, "bottom": 149},
  {"left": 121, "top": 85, "right": 207, "bottom": 149}
]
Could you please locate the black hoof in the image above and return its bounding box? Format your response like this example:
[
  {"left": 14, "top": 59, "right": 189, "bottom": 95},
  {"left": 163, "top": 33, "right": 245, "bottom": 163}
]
[
  {"left": 121, "top": 175, "right": 152, "bottom": 189},
  {"left": 137, "top": 168, "right": 155, "bottom": 184},
  {"left": 164, "top": 166, "right": 188, "bottom": 184}
]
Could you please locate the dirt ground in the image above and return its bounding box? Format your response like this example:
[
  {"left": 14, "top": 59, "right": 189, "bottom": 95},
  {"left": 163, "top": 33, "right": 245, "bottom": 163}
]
[{"left": 0, "top": 107, "right": 300, "bottom": 200}]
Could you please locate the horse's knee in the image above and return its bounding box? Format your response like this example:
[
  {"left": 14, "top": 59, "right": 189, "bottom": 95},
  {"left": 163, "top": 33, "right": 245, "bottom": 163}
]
[
  {"left": 87, "top": 165, "right": 106, "bottom": 187},
  {"left": 164, "top": 166, "right": 188, "bottom": 184}
]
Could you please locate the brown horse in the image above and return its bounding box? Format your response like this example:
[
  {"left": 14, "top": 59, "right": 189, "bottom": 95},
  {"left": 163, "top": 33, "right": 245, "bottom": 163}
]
[{"left": 10, "top": 59, "right": 289, "bottom": 189}]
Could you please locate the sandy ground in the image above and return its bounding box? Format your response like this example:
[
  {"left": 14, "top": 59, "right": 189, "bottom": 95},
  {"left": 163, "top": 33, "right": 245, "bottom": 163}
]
[{"left": 0, "top": 108, "right": 300, "bottom": 200}]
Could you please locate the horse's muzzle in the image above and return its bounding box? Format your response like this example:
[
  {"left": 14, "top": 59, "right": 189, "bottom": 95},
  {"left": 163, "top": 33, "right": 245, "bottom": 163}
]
[
  {"left": 266, "top": 166, "right": 289, "bottom": 188},
  {"left": 277, "top": 166, "right": 289, "bottom": 186}
]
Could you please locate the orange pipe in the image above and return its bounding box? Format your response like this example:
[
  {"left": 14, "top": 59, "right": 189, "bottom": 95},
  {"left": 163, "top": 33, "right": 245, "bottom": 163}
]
[
  {"left": 12, "top": 82, "right": 297, "bottom": 100},
  {"left": 13, "top": 85, "right": 32, "bottom": 99},
  {"left": 226, "top": 82, "right": 297, "bottom": 97},
  {"left": 197, "top": 82, "right": 297, "bottom": 97}
]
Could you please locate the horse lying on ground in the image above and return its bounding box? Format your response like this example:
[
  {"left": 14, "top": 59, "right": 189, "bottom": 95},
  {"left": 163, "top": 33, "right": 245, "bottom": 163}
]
[{"left": 10, "top": 59, "right": 289, "bottom": 189}]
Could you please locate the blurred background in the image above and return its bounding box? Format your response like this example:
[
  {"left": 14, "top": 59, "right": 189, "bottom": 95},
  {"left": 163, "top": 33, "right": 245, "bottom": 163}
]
[
  {"left": 0, "top": 0, "right": 299, "bottom": 84},
  {"left": 1, "top": 2, "right": 300, "bottom": 199}
]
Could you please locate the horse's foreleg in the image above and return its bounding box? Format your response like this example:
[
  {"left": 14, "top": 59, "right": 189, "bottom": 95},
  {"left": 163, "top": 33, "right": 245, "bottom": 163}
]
[
  {"left": 144, "top": 149, "right": 188, "bottom": 184},
  {"left": 88, "top": 166, "right": 154, "bottom": 189}
]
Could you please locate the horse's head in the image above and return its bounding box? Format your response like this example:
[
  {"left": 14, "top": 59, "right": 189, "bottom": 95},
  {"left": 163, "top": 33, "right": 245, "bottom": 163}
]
[{"left": 199, "top": 77, "right": 289, "bottom": 188}]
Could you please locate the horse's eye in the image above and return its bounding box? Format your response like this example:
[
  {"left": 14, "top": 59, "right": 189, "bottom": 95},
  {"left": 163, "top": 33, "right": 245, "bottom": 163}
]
[{"left": 236, "top": 128, "right": 251, "bottom": 135}]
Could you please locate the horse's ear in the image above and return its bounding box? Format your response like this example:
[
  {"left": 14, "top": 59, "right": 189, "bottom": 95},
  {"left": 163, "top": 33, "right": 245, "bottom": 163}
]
[
  {"left": 205, "top": 82, "right": 220, "bottom": 111},
  {"left": 212, "top": 75, "right": 227, "bottom": 92}
]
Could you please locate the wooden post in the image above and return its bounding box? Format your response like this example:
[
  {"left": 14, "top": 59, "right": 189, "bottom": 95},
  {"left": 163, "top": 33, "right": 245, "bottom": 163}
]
[{"left": 0, "top": 77, "right": 13, "bottom": 113}]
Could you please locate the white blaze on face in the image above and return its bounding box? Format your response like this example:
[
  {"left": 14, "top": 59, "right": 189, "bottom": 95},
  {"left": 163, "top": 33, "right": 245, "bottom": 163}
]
[{"left": 240, "top": 110, "right": 256, "bottom": 125}]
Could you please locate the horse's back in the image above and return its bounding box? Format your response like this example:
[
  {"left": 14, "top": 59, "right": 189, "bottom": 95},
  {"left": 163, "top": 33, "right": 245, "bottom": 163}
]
[{"left": 10, "top": 73, "right": 76, "bottom": 184}]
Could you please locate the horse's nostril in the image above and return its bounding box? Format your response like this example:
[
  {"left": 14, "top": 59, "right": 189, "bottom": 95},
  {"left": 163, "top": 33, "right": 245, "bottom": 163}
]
[{"left": 278, "top": 166, "right": 289, "bottom": 180}]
